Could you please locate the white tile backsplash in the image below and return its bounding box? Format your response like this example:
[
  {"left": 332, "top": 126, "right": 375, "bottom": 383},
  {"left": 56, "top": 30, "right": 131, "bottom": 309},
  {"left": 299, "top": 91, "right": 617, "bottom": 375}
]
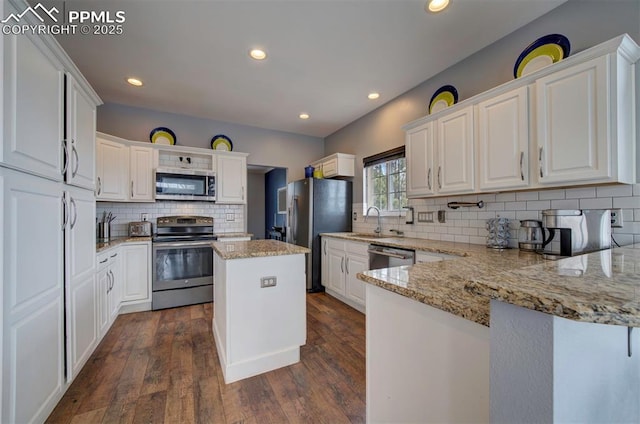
[
  {"left": 354, "top": 183, "right": 640, "bottom": 248},
  {"left": 97, "top": 201, "right": 244, "bottom": 237}
]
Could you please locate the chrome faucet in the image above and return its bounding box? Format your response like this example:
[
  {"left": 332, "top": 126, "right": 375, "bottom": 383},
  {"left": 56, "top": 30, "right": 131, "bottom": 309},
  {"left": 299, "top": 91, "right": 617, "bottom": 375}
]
[{"left": 365, "top": 206, "right": 382, "bottom": 235}]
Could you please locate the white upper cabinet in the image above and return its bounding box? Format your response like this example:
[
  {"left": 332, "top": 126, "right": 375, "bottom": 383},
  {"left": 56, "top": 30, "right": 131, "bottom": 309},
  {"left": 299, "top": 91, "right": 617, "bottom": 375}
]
[
  {"left": 406, "top": 122, "right": 435, "bottom": 197},
  {"left": 129, "top": 146, "right": 155, "bottom": 201},
  {"left": 216, "top": 152, "right": 248, "bottom": 204},
  {"left": 2, "top": 28, "right": 64, "bottom": 181},
  {"left": 478, "top": 86, "right": 529, "bottom": 190},
  {"left": 436, "top": 105, "right": 475, "bottom": 194},
  {"left": 403, "top": 34, "right": 639, "bottom": 198},
  {"left": 96, "top": 137, "right": 129, "bottom": 201},
  {"left": 535, "top": 54, "right": 632, "bottom": 185},
  {"left": 65, "top": 74, "right": 97, "bottom": 190}
]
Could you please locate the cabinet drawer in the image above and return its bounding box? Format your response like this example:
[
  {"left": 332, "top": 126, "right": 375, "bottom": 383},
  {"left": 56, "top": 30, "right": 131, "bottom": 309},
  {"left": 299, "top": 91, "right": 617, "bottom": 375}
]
[
  {"left": 96, "top": 247, "right": 118, "bottom": 270},
  {"left": 346, "top": 240, "right": 369, "bottom": 256},
  {"left": 322, "top": 159, "right": 338, "bottom": 177}
]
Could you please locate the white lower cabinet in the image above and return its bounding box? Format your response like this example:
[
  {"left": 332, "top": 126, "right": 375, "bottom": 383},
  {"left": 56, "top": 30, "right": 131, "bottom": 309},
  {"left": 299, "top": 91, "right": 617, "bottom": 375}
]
[
  {"left": 120, "top": 242, "right": 151, "bottom": 305},
  {"left": 0, "top": 167, "right": 65, "bottom": 424},
  {"left": 322, "top": 237, "right": 368, "bottom": 313},
  {"left": 97, "top": 248, "right": 121, "bottom": 338}
]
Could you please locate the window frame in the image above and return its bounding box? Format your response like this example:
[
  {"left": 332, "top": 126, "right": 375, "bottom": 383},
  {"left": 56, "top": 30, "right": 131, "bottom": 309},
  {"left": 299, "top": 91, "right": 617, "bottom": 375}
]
[{"left": 362, "top": 147, "right": 407, "bottom": 216}]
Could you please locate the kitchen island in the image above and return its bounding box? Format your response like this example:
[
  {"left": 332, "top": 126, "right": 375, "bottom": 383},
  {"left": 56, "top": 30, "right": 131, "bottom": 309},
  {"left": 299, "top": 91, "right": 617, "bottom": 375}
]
[
  {"left": 211, "top": 239, "right": 309, "bottom": 384},
  {"left": 341, "top": 232, "right": 640, "bottom": 423}
]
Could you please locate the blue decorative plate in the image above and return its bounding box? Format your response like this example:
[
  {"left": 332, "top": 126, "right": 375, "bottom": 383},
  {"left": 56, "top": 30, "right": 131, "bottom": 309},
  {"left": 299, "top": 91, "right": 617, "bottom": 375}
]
[
  {"left": 150, "top": 127, "right": 176, "bottom": 145},
  {"left": 514, "top": 34, "right": 570, "bottom": 78},
  {"left": 429, "top": 85, "right": 458, "bottom": 114},
  {"left": 211, "top": 134, "right": 233, "bottom": 151}
]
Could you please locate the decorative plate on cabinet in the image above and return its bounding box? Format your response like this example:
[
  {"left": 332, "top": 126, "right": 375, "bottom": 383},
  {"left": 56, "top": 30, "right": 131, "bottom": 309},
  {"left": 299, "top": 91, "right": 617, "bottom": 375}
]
[
  {"left": 514, "top": 34, "right": 570, "bottom": 78},
  {"left": 150, "top": 127, "right": 177, "bottom": 145},
  {"left": 429, "top": 85, "right": 458, "bottom": 114},
  {"left": 211, "top": 134, "right": 233, "bottom": 151}
]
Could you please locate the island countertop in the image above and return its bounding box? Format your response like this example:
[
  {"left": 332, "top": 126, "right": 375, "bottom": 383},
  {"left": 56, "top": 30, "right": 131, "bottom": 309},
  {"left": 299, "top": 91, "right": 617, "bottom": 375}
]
[
  {"left": 212, "top": 239, "right": 310, "bottom": 260},
  {"left": 322, "top": 233, "right": 640, "bottom": 328}
]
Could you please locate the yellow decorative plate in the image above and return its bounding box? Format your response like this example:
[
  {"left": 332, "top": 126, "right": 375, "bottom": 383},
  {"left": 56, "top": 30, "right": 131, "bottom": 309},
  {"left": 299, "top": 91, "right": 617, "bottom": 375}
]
[
  {"left": 429, "top": 85, "right": 458, "bottom": 114},
  {"left": 150, "top": 127, "right": 176, "bottom": 145},
  {"left": 514, "top": 34, "right": 570, "bottom": 78}
]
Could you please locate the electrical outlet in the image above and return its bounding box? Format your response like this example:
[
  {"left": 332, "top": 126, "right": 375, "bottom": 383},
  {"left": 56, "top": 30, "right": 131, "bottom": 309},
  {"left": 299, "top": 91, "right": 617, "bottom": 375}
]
[
  {"left": 353, "top": 212, "right": 357, "bottom": 221},
  {"left": 610, "top": 208, "right": 623, "bottom": 228},
  {"left": 260, "top": 276, "right": 277, "bottom": 288},
  {"left": 141, "top": 213, "right": 149, "bottom": 222},
  {"left": 437, "top": 210, "right": 446, "bottom": 223},
  {"left": 226, "top": 213, "right": 235, "bottom": 221},
  {"left": 417, "top": 211, "right": 434, "bottom": 223}
]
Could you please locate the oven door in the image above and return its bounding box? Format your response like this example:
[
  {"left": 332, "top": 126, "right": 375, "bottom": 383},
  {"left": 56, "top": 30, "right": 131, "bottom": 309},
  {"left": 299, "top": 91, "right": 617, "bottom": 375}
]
[{"left": 152, "top": 241, "right": 214, "bottom": 290}]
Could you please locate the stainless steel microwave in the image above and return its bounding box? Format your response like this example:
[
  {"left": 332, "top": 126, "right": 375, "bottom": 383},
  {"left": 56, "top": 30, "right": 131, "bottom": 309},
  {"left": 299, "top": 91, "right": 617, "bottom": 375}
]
[{"left": 155, "top": 168, "right": 216, "bottom": 201}]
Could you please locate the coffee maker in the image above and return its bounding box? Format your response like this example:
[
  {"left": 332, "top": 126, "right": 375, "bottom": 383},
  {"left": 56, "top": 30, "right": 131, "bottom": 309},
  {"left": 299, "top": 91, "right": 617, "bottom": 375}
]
[{"left": 540, "top": 209, "right": 611, "bottom": 258}]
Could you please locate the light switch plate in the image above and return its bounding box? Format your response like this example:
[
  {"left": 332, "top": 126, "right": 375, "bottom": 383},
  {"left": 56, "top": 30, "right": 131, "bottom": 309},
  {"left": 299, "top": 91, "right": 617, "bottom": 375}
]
[
  {"left": 226, "top": 213, "right": 235, "bottom": 221},
  {"left": 417, "top": 211, "right": 434, "bottom": 223},
  {"left": 437, "top": 210, "right": 446, "bottom": 223},
  {"left": 260, "top": 276, "right": 277, "bottom": 288}
]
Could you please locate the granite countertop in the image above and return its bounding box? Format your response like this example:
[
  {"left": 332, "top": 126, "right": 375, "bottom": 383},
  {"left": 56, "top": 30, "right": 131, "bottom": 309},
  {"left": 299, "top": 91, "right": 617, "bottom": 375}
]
[
  {"left": 96, "top": 236, "right": 151, "bottom": 253},
  {"left": 212, "top": 239, "right": 309, "bottom": 260},
  {"left": 322, "top": 232, "right": 640, "bottom": 328}
]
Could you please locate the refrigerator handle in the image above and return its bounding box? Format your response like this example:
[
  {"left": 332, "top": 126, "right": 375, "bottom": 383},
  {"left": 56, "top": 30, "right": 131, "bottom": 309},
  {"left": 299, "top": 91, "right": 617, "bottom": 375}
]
[{"left": 289, "top": 195, "right": 298, "bottom": 244}]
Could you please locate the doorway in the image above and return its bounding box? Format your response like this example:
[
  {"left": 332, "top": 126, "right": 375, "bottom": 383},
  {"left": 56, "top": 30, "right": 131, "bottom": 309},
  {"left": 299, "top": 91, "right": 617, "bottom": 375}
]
[{"left": 247, "top": 165, "right": 287, "bottom": 240}]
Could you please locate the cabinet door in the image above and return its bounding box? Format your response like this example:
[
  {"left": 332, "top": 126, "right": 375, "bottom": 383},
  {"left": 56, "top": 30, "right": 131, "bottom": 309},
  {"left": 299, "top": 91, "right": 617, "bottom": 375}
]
[
  {"left": 108, "top": 252, "right": 121, "bottom": 322},
  {"left": 65, "top": 187, "right": 97, "bottom": 381},
  {"left": 120, "top": 243, "right": 151, "bottom": 302},
  {"left": 327, "top": 247, "right": 346, "bottom": 295},
  {"left": 96, "top": 138, "right": 128, "bottom": 200},
  {"left": 216, "top": 154, "right": 247, "bottom": 204},
  {"left": 478, "top": 86, "right": 529, "bottom": 190},
  {"left": 96, "top": 265, "right": 111, "bottom": 338},
  {"left": 436, "top": 106, "right": 475, "bottom": 194},
  {"left": 536, "top": 56, "right": 609, "bottom": 184},
  {"left": 129, "top": 146, "right": 154, "bottom": 201},
  {"left": 321, "top": 238, "right": 329, "bottom": 288},
  {"left": 65, "top": 74, "right": 96, "bottom": 190},
  {"left": 406, "top": 122, "right": 435, "bottom": 197},
  {"left": 1, "top": 167, "right": 65, "bottom": 424},
  {"left": 345, "top": 253, "right": 368, "bottom": 306},
  {"left": 3, "top": 28, "right": 64, "bottom": 181}
]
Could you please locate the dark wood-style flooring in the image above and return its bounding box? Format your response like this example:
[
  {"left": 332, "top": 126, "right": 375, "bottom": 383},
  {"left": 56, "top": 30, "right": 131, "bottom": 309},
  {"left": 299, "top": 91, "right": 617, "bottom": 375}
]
[{"left": 46, "top": 293, "right": 366, "bottom": 423}]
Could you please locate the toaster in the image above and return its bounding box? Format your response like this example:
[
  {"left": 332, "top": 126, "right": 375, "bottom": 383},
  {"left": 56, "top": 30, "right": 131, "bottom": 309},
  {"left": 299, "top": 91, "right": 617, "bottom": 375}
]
[{"left": 128, "top": 221, "right": 152, "bottom": 237}]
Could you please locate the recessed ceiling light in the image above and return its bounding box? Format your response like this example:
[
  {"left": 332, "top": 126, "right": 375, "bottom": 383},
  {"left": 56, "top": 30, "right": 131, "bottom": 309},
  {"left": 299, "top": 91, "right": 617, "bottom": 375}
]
[
  {"left": 249, "top": 49, "right": 267, "bottom": 60},
  {"left": 368, "top": 92, "right": 380, "bottom": 100},
  {"left": 126, "top": 77, "right": 143, "bottom": 87},
  {"left": 299, "top": 113, "right": 310, "bottom": 120},
  {"left": 426, "top": 0, "right": 450, "bottom": 13}
]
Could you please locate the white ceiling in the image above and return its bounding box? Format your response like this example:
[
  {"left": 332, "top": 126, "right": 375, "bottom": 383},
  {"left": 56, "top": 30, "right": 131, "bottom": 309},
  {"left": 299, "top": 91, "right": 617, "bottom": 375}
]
[{"left": 55, "top": 0, "right": 566, "bottom": 138}]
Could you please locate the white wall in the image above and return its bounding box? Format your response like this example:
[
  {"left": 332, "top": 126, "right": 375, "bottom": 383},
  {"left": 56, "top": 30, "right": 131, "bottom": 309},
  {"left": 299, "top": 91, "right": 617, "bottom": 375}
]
[
  {"left": 97, "top": 102, "right": 325, "bottom": 182},
  {"left": 97, "top": 201, "right": 245, "bottom": 237},
  {"left": 354, "top": 184, "right": 640, "bottom": 247},
  {"left": 325, "top": 0, "right": 640, "bottom": 203}
]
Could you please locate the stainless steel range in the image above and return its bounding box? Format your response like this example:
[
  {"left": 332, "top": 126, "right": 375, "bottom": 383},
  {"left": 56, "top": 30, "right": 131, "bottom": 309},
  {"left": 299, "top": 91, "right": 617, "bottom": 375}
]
[{"left": 152, "top": 216, "right": 217, "bottom": 310}]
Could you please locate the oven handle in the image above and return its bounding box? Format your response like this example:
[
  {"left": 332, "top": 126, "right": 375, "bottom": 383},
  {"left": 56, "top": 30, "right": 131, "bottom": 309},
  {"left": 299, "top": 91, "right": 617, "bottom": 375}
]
[{"left": 153, "top": 241, "right": 215, "bottom": 248}]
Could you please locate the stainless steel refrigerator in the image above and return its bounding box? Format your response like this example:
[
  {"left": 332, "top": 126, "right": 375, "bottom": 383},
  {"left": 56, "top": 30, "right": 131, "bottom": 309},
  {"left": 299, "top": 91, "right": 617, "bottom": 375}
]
[{"left": 287, "top": 178, "right": 352, "bottom": 292}]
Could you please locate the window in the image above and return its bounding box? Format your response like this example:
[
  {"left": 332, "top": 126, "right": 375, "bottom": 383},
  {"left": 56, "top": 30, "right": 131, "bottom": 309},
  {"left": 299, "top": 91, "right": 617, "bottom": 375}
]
[{"left": 363, "top": 147, "right": 407, "bottom": 213}]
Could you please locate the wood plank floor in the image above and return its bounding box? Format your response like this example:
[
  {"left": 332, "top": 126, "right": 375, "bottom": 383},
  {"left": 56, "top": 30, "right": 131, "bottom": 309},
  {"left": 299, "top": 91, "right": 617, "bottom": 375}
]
[{"left": 47, "top": 293, "right": 365, "bottom": 424}]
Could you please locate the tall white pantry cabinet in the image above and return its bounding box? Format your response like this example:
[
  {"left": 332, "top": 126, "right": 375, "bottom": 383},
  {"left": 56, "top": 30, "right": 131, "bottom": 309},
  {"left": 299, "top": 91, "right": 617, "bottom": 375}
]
[{"left": 0, "top": 0, "right": 102, "bottom": 422}]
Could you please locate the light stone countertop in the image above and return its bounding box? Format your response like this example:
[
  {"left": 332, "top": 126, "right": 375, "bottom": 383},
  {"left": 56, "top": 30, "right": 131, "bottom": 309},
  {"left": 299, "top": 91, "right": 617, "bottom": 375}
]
[
  {"left": 323, "top": 233, "right": 640, "bottom": 328},
  {"left": 212, "top": 239, "right": 309, "bottom": 260},
  {"left": 96, "top": 236, "right": 151, "bottom": 253}
]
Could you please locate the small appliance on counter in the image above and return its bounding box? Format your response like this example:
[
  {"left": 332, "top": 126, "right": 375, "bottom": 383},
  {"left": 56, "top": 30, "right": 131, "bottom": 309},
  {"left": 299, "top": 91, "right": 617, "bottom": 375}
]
[
  {"left": 540, "top": 209, "right": 611, "bottom": 259},
  {"left": 518, "top": 220, "right": 544, "bottom": 251},
  {"left": 129, "top": 221, "right": 152, "bottom": 237}
]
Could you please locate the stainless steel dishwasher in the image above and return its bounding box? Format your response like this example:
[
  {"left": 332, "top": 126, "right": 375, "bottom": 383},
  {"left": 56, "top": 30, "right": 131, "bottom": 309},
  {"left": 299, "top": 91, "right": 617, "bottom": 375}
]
[{"left": 368, "top": 244, "right": 415, "bottom": 269}]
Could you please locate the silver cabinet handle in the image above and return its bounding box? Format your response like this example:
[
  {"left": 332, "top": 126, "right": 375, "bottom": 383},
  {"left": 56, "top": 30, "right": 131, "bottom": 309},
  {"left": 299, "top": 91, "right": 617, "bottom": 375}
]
[
  {"left": 131, "top": 180, "right": 134, "bottom": 198},
  {"left": 520, "top": 152, "right": 525, "bottom": 181},
  {"left": 61, "top": 195, "right": 68, "bottom": 231},
  {"left": 70, "top": 197, "right": 77, "bottom": 229},
  {"left": 106, "top": 271, "right": 112, "bottom": 293},
  {"left": 61, "top": 140, "right": 69, "bottom": 176},
  {"left": 97, "top": 176, "right": 102, "bottom": 196},
  {"left": 341, "top": 256, "right": 344, "bottom": 273},
  {"left": 242, "top": 186, "right": 245, "bottom": 201},
  {"left": 110, "top": 253, "right": 118, "bottom": 258},
  {"left": 437, "top": 166, "right": 442, "bottom": 189},
  {"left": 109, "top": 270, "right": 115, "bottom": 291},
  {"left": 345, "top": 257, "right": 350, "bottom": 274},
  {"left": 99, "top": 258, "right": 108, "bottom": 264},
  {"left": 539, "top": 147, "right": 544, "bottom": 178},
  {"left": 427, "top": 168, "right": 432, "bottom": 191},
  {"left": 323, "top": 240, "right": 327, "bottom": 255},
  {"left": 71, "top": 143, "right": 79, "bottom": 178}
]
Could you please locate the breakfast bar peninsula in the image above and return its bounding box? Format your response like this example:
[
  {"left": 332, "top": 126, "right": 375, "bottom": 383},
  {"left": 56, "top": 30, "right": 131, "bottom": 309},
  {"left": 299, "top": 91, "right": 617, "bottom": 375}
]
[{"left": 211, "top": 239, "right": 309, "bottom": 383}]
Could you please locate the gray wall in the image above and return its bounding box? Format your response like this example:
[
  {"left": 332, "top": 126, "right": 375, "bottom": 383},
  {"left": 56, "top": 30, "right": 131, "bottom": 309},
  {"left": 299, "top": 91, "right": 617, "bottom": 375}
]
[
  {"left": 325, "top": 0, "right": 640, "bottom": 203},
  {"left": 97, "top": 102, "right": 324, "bottom": 182}
]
